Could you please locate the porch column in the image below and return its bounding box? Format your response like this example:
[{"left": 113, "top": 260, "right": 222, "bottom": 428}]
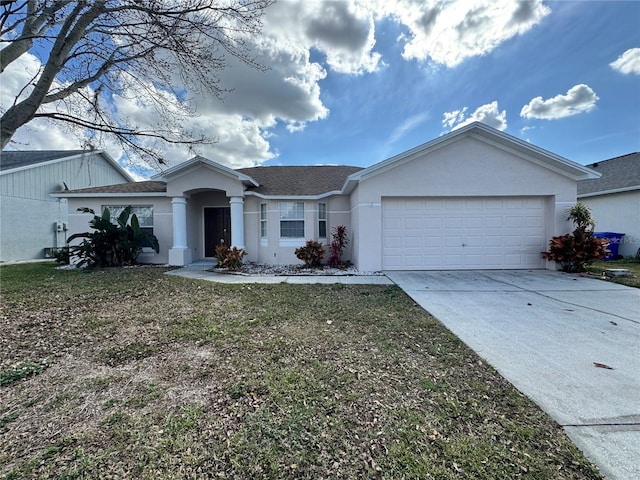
[
  {"left": 168, "top": 196, "right": 192, "bottom": 266},
  {"left": 229, "top": 196, "right": 245, "bottom": 250}
]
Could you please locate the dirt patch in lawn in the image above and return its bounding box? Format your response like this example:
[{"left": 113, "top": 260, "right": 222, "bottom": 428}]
[{"left": 0, "top": 263, "right": 602, "bottom": 479}]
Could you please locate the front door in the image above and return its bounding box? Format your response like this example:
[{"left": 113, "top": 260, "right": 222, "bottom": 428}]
[{"left": 204, "top": 207, "right": 231, "bottom": 257}]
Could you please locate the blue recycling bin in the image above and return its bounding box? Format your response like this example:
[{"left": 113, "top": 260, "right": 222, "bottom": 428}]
[{"left": 593, "top": 232, "right": 625, "bottom": 260}]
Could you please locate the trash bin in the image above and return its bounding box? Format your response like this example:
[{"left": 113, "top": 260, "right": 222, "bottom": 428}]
[{"left": 593, "top": 232, "right": 625, "bottom": 260}]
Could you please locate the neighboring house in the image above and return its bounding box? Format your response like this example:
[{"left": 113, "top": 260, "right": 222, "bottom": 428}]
[
  {"left": 578, "top": 152, "right": 640, "bottom": 258},
  {"left": 55, "top": 123, "right": 598, "bottom": 271},
  {"left": 0, "top": 150, "right": 133, "bottom": 262}
]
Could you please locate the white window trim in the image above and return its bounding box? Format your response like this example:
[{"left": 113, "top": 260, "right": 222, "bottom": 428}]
[
  {"left": 279, "top": 201, "right": 305, "bottom": 240},
  {"left": 318, "top": 202, "right": 327, "bottom": 240},
  {"left": 260, "top": 203, "right": 268, "bottom": 246},
  {"left": 102, "top": 205, "right": 155, "bottom": 252}
]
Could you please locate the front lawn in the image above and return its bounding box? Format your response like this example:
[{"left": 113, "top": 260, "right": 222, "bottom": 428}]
[
  {"left": 586, "top": 259, "right": 640, "bottom": 288},
  {"left": 0, "top": 263, "right": 601, "bottom": 479}
]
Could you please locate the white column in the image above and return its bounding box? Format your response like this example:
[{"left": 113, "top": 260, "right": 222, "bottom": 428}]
[
  {"left": 168, "top": 196, "right": 192, "bottom": 266},
  {"left": 172, "top": 197, "right": 188, "bottom": 248},
  {"left": 229, "top": 196, "right": 245, "bottom": 250}
]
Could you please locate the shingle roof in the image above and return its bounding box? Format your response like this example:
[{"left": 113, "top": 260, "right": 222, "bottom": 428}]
[
  {"left": 0, "top": 150, "right": 87, "bottom": 172},
  {"left": 578, "top": 152, "right": 640, "bottom": 196},
  {"left": 57, "top": 165, "right": 363, "bottom": 197},
  {"left": 58, "top": 181, "right": 166, "bottom": 194},
  {"left": 237, "top": 165, "right": 363, "bottom": 196}
]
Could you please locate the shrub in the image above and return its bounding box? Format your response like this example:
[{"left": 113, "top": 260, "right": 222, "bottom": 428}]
[
  {"left": 53, "top": 246, "right": 70, "bottom": 265},
  {"left": 214, "top": 243, "right": 246, "bottom": 270},
  {"left": 295, "top": 240, "right": 325, "bottom": 267},
  {"left": 328, "top": 225, "right": 349, "bottom": 268},
  {"left": 542, "top": 203, "right": 609, "bottom": 272},
  {"left": 68, "top": 207, "right": 159, "bottom": 268}
]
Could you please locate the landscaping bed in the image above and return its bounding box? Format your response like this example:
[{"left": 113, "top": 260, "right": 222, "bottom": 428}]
[{"left": 0, "top": 263, "right": 601, "bottom": 479}]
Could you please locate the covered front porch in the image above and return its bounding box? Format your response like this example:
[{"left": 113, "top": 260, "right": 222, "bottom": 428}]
[
  {"left": 155, "top": 156, "right": 257, "bottom": 266},
  {"left": 168, "top": 190, "right": 246, "bottom": 266}
]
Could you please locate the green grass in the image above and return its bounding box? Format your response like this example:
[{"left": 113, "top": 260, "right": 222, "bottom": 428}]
[
  {"left": 586, "top": 258, "right": 640, "bottom": 288},
  {"left": 0, "top": 262, "right": 602, "bottom": 479}
]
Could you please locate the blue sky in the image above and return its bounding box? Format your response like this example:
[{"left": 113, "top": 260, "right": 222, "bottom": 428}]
[
  {"left": 2, "top": 0, "right": 639, "bottom": 177},
  {"left": 264, "top": 1, "right": 639, "bottom": 169}
]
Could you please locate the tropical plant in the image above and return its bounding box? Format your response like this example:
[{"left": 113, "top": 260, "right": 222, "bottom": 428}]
[
  {"left": 295, "top": 240, "right": 325, "bottom": 267},
  {"left": 68, "top": 206, "right": 159, "bottom": 268},
  {"left": 328, "top": 225, "right": 349, "bottom": 268},
  {"left": 214, "top": 243, "right": 246, "bottom": 271},
  {"left": 542, "top": 203, "right": 608, "bottom": 272}
]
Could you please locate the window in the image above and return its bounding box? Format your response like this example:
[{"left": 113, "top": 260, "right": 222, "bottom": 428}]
[
  {"left": 103, "top": 205, "right": 154, "bottom": 246},
  {"left": 318, "top": 202, "right": 327, "bottom": 238},
  {"left": 279, "top": 202, "right": 304, "bottom": 238},
  {"left": 260, "top": 203, "right": 267, "bottom": 238}
]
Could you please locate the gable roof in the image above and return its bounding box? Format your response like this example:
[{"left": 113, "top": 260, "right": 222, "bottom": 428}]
[
  {"left": 51, "top": 181, "right": 166, "bottom": 197},
  {"left": 0, "top": 150, "right": 87, "bottom": 171},
  {"left": 577, "top": 152, "right": 640, "bottom": 197},
  {"left": 153, "top": 155, "right": 259, "bottom": 187},
  {"left": 342, "top": 122, "right": 599, "bottom": 193},
  {"left": 237, "top": 165, "right": 363, "bottom": 196},
  {"left": 54, "top": 164, "right": 363, "bottom": 198},
  {"left": 0, "top": 149, "right": 134, "bottom": 181}
]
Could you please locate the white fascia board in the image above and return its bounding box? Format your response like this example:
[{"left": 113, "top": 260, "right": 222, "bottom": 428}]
[
  {"left": 154, "top": 156, "right": 259, "bottom": 187},
  {"left": 244, "top": 190, "right": 343, "bottom": 200},
  {"left": 474, "top": 134, "right": 601, "bottom": 181},
  {"left": 50, "top": 192, "right": 166, "bottom": 198},
  {"left": 578, "top": 185, "right": 640, "bottom": 198},
  {"left": 341, "top": 122, "right": 599, "bottom": 190},
  {"left": 1, "top": 150, "right": 135, "bottom": 182}
]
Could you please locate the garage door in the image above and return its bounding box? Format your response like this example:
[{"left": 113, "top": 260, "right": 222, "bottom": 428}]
[{"left": 382, "top": 197, "right": 546, "bottom": 270}]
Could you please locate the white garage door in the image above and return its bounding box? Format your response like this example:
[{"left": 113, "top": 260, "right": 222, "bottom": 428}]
[{"left": 382, "top": 197, "right": 546, "bottom": 270}]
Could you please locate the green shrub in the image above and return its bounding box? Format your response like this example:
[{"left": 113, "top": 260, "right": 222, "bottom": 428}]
[
  {"left": 68, "top": 207, "right": 159, "bottom": 268},
  {"left": 53, "top": 247, "right": 70, "bottom": 265},
  {"left": 214, "top": 243, "right": 246, "bottom": 270},
  {"left": 295, "top": 240, "right": 325, "bottom": 267}
]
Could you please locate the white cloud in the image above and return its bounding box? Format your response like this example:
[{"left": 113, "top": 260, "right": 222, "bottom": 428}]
[
  {"left": 0, "top": 52, "right": 97, "bottom": 151},
  {"left": 610, "top": 48, "right": 640, "bottom": 75},
  {"left": 374, "top": 0, "right": 550, "bottom": 67},
  {"left": 2, "top": 0, "right": 555, "bottom": 173},
  {"left": 388, "top": 112, "right": 430, "bottom": 144},
  {"left": 261, "top": 1, "right": 382, "bottom": 75},
  {"left": 520, "top": 84, "right": 599, "bottom": 119},
  {"left": 442, "top": 101, "right": 507, "bottom": 131}
]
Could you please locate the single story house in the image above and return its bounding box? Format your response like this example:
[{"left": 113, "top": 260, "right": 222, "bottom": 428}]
[
  {"left": 0, "top": 150, "right": 133, "bottom": 262},
  {"left": 578, "top": 152, "right": 640, "bottom": 258},
  {"left": 55, "top": 122, "right": 599, "bottom": 271}
]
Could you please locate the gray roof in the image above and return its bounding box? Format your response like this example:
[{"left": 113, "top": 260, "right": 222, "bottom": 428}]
[
  {"left": 237, "top": 165, "right": 363, "bottom": 196},
  {"left": 0, "top": 150, "right": 88, "bottom": 172},
  {"left": 56, "top": 181, "right": 167, "bottom": 195},
  {"left": 578, "top": 152, "right": 640, "bottom": 196},
  {"left": 59, "top": 166, "right": 362, "bottom": 197}
]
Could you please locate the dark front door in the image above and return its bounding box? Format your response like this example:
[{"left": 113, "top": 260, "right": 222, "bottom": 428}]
[{"left": 204, "top": 207, "right": 231, "bottom": 257}]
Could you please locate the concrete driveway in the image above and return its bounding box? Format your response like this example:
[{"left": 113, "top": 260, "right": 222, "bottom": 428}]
[{"left": 386, "top": 270, "right": 640, "bottom": 480}]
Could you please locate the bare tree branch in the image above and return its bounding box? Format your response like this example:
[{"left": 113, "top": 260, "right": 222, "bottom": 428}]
[{"left": 0, "top": 0, "right": 274, "bottom": 169}]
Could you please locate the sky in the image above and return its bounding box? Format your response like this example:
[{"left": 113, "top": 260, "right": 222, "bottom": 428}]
[{"left": 1, "top": 0, "right": 639, "bottom": 179}]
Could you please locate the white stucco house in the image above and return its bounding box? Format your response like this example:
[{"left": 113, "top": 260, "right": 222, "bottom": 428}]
[
  {"left": 54, "top": 123, "right": 599, "bottom": 271},
  {"left": 578, "top": 152, "right": 640, "bottom": 258},
  {"left": 0, "top": 150, "right": 133, "bottom": 262}
]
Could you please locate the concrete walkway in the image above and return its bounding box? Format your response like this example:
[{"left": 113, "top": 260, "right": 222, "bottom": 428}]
[
  {"left": 386, "top": 270, "right": 640, "bottom": 480},
  {"left": 165, "top": 261, "right": 393, "bottom": 285}
]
